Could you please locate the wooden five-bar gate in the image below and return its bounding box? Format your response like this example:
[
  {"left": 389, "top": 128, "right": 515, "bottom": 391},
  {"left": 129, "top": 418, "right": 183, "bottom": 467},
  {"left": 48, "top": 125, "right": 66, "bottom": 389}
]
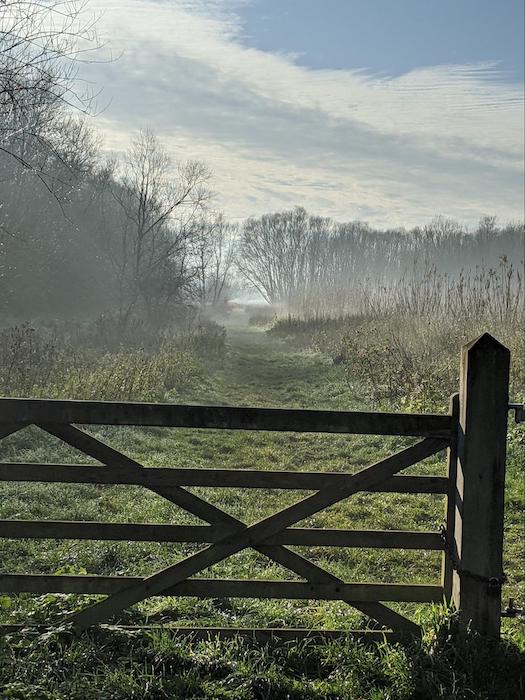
[{"left": 0, "top": 334, "right": 512, "bottom": 640}]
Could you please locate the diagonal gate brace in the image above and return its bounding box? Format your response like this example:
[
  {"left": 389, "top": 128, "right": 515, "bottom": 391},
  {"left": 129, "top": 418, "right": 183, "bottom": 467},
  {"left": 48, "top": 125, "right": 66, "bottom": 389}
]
[
  {"left": 41, "top": 424, "right": 417, "bottom": 632},
  {"left": 57, "top": 436, "right": 446, "bottom": 632}
]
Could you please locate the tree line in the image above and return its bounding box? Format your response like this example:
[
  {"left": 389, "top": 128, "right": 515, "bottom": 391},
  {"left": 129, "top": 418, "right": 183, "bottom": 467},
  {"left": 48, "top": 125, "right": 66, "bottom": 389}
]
[
  {"left": 238, "top": 208, "right": 523, "bottom": 313},
  {"left": 0, "top": 126, "right": 237, "bottom": 325}
]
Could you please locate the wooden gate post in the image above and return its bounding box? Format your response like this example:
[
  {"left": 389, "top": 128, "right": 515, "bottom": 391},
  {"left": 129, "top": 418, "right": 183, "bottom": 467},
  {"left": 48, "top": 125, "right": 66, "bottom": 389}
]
[{"left": 453, "top": 333, "right": 510, "bottom": 637}]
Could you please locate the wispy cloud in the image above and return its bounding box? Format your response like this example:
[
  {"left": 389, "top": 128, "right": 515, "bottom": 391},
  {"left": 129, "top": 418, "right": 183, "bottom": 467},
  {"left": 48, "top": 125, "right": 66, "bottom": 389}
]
[{"left": 86, "top": 0, "right": 524, "bottom": 227}]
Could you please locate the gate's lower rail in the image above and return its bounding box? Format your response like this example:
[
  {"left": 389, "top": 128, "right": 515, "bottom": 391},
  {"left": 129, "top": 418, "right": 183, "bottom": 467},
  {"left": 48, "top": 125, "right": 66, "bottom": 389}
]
[
  {"left": 0, "top": 521, "right": 445, "bottom": 549},
  {"left": 0, "top": 575, "right": 443, "bottom": 602}
]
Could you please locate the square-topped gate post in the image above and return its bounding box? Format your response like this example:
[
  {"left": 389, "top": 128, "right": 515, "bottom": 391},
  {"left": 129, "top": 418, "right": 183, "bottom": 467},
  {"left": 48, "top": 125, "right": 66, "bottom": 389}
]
[{"left": 452, "top": 333, "right": 510, "bottom": 637}]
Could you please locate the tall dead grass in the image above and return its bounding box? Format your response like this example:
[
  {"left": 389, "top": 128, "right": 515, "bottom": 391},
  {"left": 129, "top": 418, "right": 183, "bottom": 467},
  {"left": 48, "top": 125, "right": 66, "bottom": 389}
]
[
  {"left": 359, "top": 259, "right": 522, "bottom": 325},
  {"left": 270, "top": 260, "right": 524, "bottom": 410},
  {"left": 290, "top": 259, "right": 522, "bottom": 325}
]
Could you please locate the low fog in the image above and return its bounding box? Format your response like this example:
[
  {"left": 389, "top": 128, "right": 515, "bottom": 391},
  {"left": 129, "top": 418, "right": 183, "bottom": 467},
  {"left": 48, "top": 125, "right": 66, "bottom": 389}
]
[{"left": 1, "top": 125, "right": 522, "bottom": 326}]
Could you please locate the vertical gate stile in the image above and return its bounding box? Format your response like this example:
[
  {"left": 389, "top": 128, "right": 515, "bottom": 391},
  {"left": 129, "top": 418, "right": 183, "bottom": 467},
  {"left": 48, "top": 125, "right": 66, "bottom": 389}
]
[
  {"left": 441, "top": 392, "right": 459, "bottom": 600},
  {"left": 453, "top": 333, "right": 510, "bottom": 637}
]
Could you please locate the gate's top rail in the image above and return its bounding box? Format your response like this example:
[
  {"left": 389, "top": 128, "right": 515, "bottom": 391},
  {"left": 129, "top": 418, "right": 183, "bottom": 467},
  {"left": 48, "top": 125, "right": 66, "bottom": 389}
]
[{"left": 0, "top": 398, "right": 453, "bottom": 437}]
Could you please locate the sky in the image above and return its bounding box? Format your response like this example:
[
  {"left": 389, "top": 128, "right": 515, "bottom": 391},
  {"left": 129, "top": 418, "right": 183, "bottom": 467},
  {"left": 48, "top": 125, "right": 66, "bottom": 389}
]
[{"left": 85, "top": 0, "right": 524, "bottom": 228}]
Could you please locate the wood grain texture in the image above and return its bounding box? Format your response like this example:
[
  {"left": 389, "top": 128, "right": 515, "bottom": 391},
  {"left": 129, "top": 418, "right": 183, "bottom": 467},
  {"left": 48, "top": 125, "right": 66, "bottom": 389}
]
[
  {"left": 453, "top": 334, "right": 510, "bottom": 637},
  {"left": 0, "top": 520, "right": 444, "bottom": 549},
  {"left": 0, "top": 398, "right": 453, "bottom": 436},
  {"left": 0, "top": 575, "right": 442, "bottom": 602},
  {"left": 0, "top": 462, "right": 448, "bottom": 493}
]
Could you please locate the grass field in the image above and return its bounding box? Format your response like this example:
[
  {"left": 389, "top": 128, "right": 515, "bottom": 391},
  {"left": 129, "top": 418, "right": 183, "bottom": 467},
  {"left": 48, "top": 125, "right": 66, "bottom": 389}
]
[{"left": 0, "top": 323, "right": 523, "bottom": 699}]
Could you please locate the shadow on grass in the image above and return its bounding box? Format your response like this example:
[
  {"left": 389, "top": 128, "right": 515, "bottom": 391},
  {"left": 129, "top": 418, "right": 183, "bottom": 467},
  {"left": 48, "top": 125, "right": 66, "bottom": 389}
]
[{"left": 1, "top": 611, "right": 523, "bottom": 699}]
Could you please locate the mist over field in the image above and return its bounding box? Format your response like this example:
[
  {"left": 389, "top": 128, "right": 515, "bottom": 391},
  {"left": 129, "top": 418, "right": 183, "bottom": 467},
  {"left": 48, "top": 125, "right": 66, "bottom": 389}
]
[{"left": 0, "top": 1, "right": 524, "bottom": 697}]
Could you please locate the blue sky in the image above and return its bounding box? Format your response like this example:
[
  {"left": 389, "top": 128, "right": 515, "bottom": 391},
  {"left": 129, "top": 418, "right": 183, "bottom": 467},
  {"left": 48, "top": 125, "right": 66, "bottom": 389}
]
[
  {"left": 87, "top": 0, "right": 524, "bottom": 227},
  {"left": 239, "top": 0, "right": 524, "bottom": 80}
]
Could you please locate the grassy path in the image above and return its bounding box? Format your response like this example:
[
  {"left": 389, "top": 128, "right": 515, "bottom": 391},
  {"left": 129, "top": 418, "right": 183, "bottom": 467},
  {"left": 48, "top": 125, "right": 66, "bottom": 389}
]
[{"left": 183, "top": 324, "right": 357, "bottom": 410}]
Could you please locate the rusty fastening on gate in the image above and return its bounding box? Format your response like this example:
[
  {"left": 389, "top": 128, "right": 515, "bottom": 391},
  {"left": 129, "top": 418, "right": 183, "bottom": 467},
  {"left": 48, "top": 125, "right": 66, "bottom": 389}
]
[
  {"left": 501, "top": 598, "right": 525, "bottom": 620},
  {"left": 509, "top": 403, "right": 525, "bottom": 423}
]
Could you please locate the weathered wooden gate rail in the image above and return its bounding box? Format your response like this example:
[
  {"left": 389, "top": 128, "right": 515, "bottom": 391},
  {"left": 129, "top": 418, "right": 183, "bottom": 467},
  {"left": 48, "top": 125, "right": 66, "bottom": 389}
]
[{"left": 0, "top": 333, "right": 511, "bottom": 641}]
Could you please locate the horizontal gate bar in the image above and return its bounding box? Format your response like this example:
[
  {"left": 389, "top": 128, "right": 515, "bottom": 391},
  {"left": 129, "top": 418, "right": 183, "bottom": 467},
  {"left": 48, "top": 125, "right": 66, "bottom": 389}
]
[
  {"left": 0, "top": 625, "right": 408, "bottom": 642},
  {"left": 0, "top": 520, "right": 445, "bottom": 549},
  {"left": 0, "top": 398, "right": 453, "bottom": 437},
  {"left": 0, "top": 575, "right": 443, "bottom": 602},
  {"left": 0, "top": 464, "right": 448, "bottom": 493}
]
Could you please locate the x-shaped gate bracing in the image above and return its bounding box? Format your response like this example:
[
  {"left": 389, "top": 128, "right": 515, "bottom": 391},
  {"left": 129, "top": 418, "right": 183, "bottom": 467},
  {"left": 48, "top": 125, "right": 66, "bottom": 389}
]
[{"left": 33, "top": 423, "right": 446, "bottom": 634}]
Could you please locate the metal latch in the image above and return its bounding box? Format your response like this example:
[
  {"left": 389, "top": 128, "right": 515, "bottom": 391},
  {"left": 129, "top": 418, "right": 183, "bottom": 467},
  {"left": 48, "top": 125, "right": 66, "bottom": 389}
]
[
  {"left": 509, "top": 403, "right": 525, "bottom": 423},
  {"left": 501, "top": 598, "right": 524, "bottom": 619}
]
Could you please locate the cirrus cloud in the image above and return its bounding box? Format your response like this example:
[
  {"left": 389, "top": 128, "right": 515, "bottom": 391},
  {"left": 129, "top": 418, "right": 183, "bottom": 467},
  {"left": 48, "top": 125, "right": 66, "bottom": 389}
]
[{"left": 84, "top": 0, "right": 524, "bottom": 227}]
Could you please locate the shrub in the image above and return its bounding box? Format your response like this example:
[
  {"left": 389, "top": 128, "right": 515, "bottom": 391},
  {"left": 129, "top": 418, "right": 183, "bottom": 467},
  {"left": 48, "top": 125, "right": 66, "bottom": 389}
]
[
  {"left": 265, "top": 263, "right": 524, "bottom": 412},
  {"left": 0, "top": 323, "right": 211, "bottom": 401},
  {"left": 331, "top": 314, "right": 523, "bottom": 411},
  {"left": 0, "top": 324, "right": 79, "bottom": 396},
  {"left": 170, "top": 319, "right": 226, "bottom": 361},
  {"left": 248, "top": 306, "right": 276, "bottom": 327},
  {"left": 44, "top": 348, "right": 204, "bottom": 401}
]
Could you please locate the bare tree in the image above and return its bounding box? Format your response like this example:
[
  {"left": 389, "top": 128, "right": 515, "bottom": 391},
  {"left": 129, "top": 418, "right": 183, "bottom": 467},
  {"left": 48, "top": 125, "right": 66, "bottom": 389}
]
[
  {"left": 103, "top": 130, "right": 211, "bottom": 326},
  {"left": 193, "top": 214, "right": 237, "bottom": 306},
  {"left": 0, "top": 0, "right": 103, "bottom": 176},
  {"left": 237, "top": 207, "right": 328, "bottom": 305}
]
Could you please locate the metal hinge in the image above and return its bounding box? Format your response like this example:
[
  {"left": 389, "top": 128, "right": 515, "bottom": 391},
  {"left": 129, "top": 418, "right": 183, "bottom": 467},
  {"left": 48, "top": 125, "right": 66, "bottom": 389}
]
[
  {"left": 501, "top": 598, "right": 525, "bottom": 619},
  {"left": 509, "top": 403, "right": 525, "bottom": 423}
]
